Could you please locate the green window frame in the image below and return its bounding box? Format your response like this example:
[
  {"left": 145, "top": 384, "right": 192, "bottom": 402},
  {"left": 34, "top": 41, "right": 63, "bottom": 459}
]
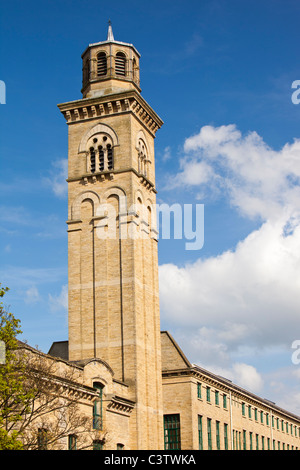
[
  {"left": 261, "top": 436, "right": 264, "bottom": 450},
  {"left": 224, "top": 423, "right": 228, "bottom": 450},
  {"left": 243, "top": 430, "right": 247, "bottom": 450},
  {"left": 206, "top": 386, "right": 211, "bottom": 402},
  {"left": 242, "top": 403, "right": 245, "bottom": 416},
  {"left": 260, "top": 411, "right": 264, "bottom": 424},
  {"left": 249, "top": 432, "right": 253, "bottom": 450},
  {"left": 207, "top": 418, "right": 212, "bottom": 450},
  {"left": 256, "top": 434, "right": 259, "bottom": 450},
  {"left": 93, "top": 382, "right": 104, "bottom": 430},
  {"left": 215, "top": 390, "right": 219, "bottom": 406},
  {"left": 248, "top": 405, "right": 252, "bottom": 419},
  {"left": 93, "top": 440, "right": 104, "bottom": 450},
  {"left": 266, "top": 413, "right": 269, "bottom": 425},
  {"left": 197, "top": 383, "right": 201, "bottom": 399},
  {"left": 223, "top": 394, "right": 227, "bottom": 409},
  {"left": 254, "top": 408, "right": 258, "bottom": 421},
  {"left": 216, "top": 421, "right": 220, "bottom": 450},
  {"left": 164, "top": 414, "right": 181, "bottom": 450},
  {"left": 37, "top": 428, "right": 48, "bottom": 450},
  {"left": 198, "top": 415, "right": 203, "bottom": 450},
  {"left": 68, "top": 434, "right": 77, "bottom": 450}
]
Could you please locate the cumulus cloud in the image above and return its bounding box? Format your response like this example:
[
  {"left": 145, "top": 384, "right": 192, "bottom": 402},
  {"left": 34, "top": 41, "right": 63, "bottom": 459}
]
[
  {"left": 159, "top": 124, "right": 300, "bottom": 398},
  {"left": 159, "top": 217, "right": 300, "bottom": 350},
  {"left": 171, "top": 124, "right": 300, "bottom": 222}
]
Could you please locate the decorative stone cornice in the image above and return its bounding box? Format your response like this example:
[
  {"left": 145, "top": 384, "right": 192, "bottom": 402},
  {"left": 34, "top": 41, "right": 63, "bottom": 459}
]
[
  {"left": 58, "top": 90, "right": 163, "bottom": 137},
  {"left": 106, "top": 395, "right": 135, "bottom": 416},
  {"left": 66, "top": 167, "right": 157, "bottom": 193}
]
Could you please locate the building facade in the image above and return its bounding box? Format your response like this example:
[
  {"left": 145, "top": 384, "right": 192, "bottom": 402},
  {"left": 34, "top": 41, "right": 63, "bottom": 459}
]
[{"left": 28, "top": 24, "right": 300, "bottom": 450}]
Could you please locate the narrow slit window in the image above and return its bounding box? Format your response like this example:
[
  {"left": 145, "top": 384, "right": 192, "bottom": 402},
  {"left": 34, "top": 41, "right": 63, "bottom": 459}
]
[
  {"left": 93, "top": 383, "right": 104, "bottom": 430},
  {"left": 98, "top": 146, "right": 105, "bottom": 171},
  {"left": 97, "top": 52, "right": 107, "bottom": 76},
  {"left": 90, "top": 147, "right": 96, "bottom": 173},
  {"left": 115, "top": 52, "right": 126, "bottom": 76},
  {"left": 107, "top": 144, "right": 113, "bottom": 170}
]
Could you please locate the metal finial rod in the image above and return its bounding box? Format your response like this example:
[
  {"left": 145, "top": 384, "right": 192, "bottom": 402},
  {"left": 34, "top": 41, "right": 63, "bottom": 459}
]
[{"left": 107, "top": 19, "right": 114, "bottom": 41}]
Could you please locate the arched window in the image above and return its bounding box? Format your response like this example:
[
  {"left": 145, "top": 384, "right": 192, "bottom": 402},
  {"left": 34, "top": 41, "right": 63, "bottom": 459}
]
[
  {"left": 97, "top": 52, "right": 107, "bottom": 76},
  {"left": 87, "top": 134, "right": 115, "bottom": 173},
  {"left": 137, "top": 139, "right": 148, "bottom": 177},
  {"left": 93, "top": 382, "right": 104, "bottom": 430},
  {"left": 115, "top": 52, "right": 126, "bottom": 76}
]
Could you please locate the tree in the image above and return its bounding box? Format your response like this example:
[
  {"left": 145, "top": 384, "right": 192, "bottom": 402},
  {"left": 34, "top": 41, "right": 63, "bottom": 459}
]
[
  {"left": 0, "top": 284, "right": 25, "bottom": 449},
  {"left": 0, "top": 285, "right": 109, "bottom": 450}
]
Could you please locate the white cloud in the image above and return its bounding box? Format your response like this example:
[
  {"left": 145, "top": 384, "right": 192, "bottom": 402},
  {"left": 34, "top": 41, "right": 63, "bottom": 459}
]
[
  {"left": 230, "top": 363, "right": 264, "bottom": 393},
  {"left": 159, "top": 124, "right": 300, "bottom": 402},
  {"left": 44, "top": 159, "right": 68, "bottom": 198},
  {"left": 49, "top": 284, "right": 68, "bottom": 313},
  {"left": 162, "top": 146, "right": 172, "bottom": 162},
  {"left": 171, "top": 124, "right": 300, "bottom": 222},
  {"left": 25, "top": 286, "right": 40, "bottom": 304},
  {"left": 159, "top": 217, "right": 300, "bottom": 350}
]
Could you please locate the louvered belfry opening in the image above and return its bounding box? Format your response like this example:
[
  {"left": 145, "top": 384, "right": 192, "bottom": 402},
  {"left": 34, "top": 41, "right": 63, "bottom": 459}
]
[
  {"left": 90, "top": 147, "right": 96, "bottom": 173},
  {"left": 115, "top": 52, "right": 126, "bottom": 76},
  {"left": 98, "top": 146, "right": 105, "bottom": 171},
  {"left": 107, "top": 144, "right": 113, "bottom": 170},
  {"left": 97, "top": 52, "right": 107, "bottom": 76}
]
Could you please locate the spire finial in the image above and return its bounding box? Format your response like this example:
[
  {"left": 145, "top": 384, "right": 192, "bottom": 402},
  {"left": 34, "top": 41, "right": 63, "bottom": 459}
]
[{"left": 107, "top": 19, "right": 114, "bottom": 41}]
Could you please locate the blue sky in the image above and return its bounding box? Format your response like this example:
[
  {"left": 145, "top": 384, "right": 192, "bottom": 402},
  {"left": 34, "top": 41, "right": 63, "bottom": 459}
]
[{"left": 1, "top": 0, "right": 300, "bottom": 414}]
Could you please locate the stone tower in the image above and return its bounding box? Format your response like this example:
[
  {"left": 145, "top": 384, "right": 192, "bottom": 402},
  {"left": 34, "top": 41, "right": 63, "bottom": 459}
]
[{"left": 58, "top": 23, "right": 164, "bottom": 449}]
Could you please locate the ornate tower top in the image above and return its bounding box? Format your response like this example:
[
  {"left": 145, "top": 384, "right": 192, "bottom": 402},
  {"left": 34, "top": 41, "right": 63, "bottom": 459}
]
[
  {"left": 107, "top": 20, "right": 114, "bottom": 41},
  {"left": 81, "top": 22, "right": 141, "bottom": 99}
]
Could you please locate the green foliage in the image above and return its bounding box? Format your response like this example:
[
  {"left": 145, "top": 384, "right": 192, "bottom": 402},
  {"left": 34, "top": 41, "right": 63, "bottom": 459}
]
[{"left": 0, "top": 284, "right": 25, "bottom": 449}]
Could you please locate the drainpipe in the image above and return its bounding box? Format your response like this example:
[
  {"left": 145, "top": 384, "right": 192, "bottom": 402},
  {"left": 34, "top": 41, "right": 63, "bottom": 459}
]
[
  {"left": 229, "top": 391, "right": 233, "bottom": 450},
  {"left": 270, "top": 409, "right": 273, "bottom": 449}
]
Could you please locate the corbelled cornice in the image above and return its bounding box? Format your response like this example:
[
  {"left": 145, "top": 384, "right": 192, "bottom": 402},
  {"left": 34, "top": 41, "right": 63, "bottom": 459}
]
[{"left": 57, "top": 90, "right": 163, "bottom": 137}]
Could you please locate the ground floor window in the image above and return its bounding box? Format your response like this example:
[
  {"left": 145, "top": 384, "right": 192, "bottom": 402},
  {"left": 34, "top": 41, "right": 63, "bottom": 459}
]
[
  {"left": 198, "top": 415, "right": 203, "bottom": 450},
  {"left": 37, "top": 428, "right": 48, "bottom": 450},
  {"left": 68, "top": 434, "right": 77, "bottom": 450},
  {"left": 164, "top": 414, "right": 181, "bottom": 450},
  {"left": 93, "top": 440, "right": 104, "bottom": 450}
]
